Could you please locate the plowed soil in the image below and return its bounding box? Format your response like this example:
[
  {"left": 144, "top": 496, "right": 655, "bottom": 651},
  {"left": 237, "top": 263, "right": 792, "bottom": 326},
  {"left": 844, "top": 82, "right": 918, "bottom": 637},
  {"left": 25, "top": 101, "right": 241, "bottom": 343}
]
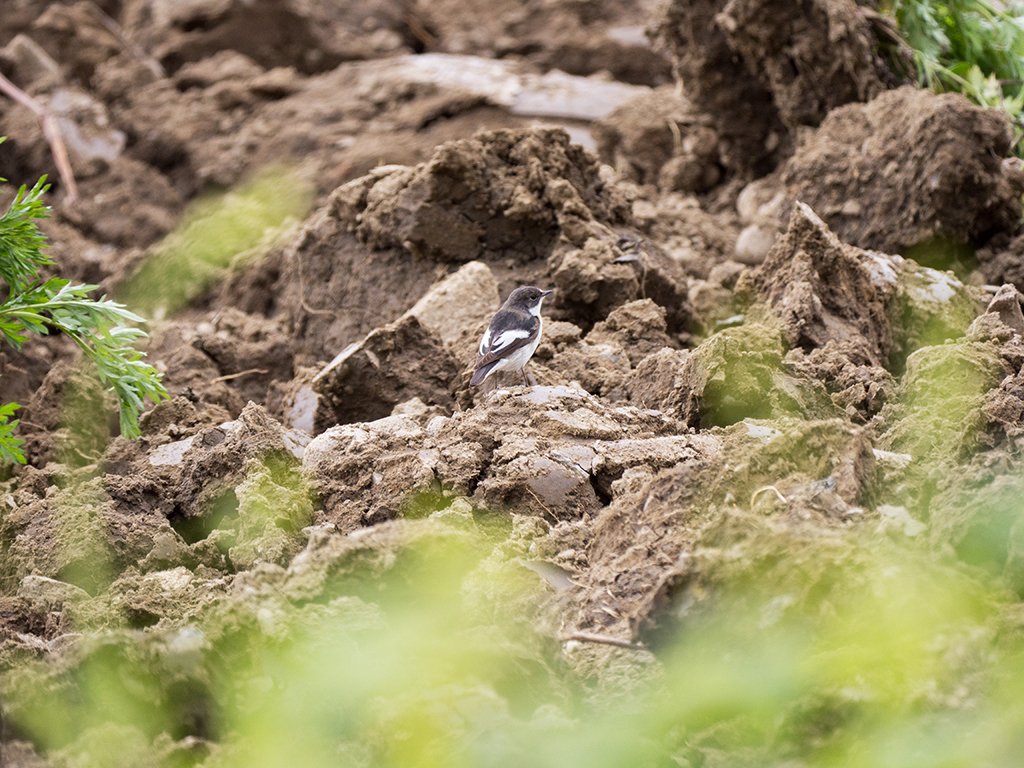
[{"left": 2, "top": 2, "right": 1024, "bottom": 766}]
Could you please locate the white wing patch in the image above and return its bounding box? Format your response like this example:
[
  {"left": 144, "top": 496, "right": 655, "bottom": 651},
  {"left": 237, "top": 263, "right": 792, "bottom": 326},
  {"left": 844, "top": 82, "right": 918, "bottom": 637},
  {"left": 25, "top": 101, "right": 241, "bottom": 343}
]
[
  {"left": 486, "top": 329, "right": 530, "bottom": 354},
  {"left": 473, "top": 317, "right": 543, "bottom": 385}
]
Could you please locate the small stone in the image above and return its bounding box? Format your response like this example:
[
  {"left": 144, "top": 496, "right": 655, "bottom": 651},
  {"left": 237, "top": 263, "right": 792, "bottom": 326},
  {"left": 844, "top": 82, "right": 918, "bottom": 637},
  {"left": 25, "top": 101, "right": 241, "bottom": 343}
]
[
  {"left": 149, "top": 436, "right": 196, "bottom": 466},
  {"left": 735, "top": 224, "right": 777, "bottom": 265},
  {"left": 985, "top": 284, "right": 1024, "bottom": 336},
  {"left": 405, "top": 261, "right": 499, "bottom": 359},
  {"left": 17, "top": 575, "right": 90, "bottom": 607},
  {"left": 286, "top": 384, "right": 319, "bottom": 434}
]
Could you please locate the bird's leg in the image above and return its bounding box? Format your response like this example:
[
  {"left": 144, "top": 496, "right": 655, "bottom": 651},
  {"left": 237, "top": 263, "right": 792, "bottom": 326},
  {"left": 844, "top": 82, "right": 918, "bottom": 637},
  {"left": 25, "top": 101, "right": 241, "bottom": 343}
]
[{"left": 520, "top": 365, "right": 530, "bottom": 387}]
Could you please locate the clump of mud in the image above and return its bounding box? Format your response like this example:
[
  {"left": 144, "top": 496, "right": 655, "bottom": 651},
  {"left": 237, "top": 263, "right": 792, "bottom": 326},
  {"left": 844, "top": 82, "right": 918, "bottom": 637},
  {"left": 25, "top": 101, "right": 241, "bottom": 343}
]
[
  {"left": 740, "top": 201, "right": 978, "bottom": 366},
  {"left": 594, "top": 86, "right": 723, "bottom": 193},
  {"left": 256, "top": 126, "right": 699, "bottom": 373},
  {"left": 121, "top": 0, "right": 421, "bottom": 75},
  {"left": 335, "top": 128, "right": 630, "bottom": 262},
  {"left": 979, "top": 233, "right": 1024, "bottom": 293},
  {"left": 783, "top": 87, "right": 1024, "bottom": 254},
  {"left": 655, "top": 0, "right": 897, "bottom": 174}
]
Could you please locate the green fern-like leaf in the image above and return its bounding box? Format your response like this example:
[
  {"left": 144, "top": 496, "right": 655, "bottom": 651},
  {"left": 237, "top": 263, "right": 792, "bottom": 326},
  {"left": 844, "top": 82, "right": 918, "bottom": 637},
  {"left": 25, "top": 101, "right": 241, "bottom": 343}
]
[
  {"left": 0, "top": 164, "right": 168, "bottom": 462},
  {"left": 0, "top": 176, "right": 51, "bottom": 291},
  {"left": 0, "top": 403, "right": 26, "bottom": 465},
  {"left": 885, "top": 0, "right": 1024, "bottom": 154}
]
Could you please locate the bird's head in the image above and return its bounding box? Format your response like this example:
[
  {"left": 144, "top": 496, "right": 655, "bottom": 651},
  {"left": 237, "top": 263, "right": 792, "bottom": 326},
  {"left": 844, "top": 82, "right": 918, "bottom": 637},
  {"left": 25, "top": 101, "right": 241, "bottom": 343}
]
[{"left": 505, "top": 286, "right": 553, "bottom": 316}]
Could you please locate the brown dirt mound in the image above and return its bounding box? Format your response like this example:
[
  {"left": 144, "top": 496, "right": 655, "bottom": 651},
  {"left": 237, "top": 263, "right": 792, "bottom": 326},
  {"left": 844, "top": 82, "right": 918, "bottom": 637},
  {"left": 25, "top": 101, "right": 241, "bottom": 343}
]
[
  {"left": 655, "top": 0, "right": 897, "bottom": 175},
  {"left": 785, "top": 342, "right": 895, "bottom": 423},
  {"left": 303, "top": 384, "right": 700, "bottom": 531},
  {"left": 594, "top": 86, "right": 723, "bottom": 193},
  {"left": 631, "top": 192, "right": 740, "bottom": 281},
  {"left": 740, "top": 201, "right": 979, "bottom": 366},
  {"left": 783, "top": 87, "right": 1024, "bottom": 254},
  {"left": 549, "top": 235, "right": 691, "bottom": 332},
  {"left": 627, "top": 322, "right": 839, "bottom": 427},
  {"left": 575, "top": 416, "right": 875, "bottom": 643},
  {"left": 335, "top": 128, "right": 631, "bottom": 263},
  {"left": 0, "top": 467, "right": 170, "bottom": 595},
  {"left": 741, "top": 203, "right": 898, "bottom": 365},
  {"left": 311, "top": 314, "right": 459, "bottom": 426},
  {"left": 256, "top": 127, "right": 699, "bottom": 380},
  {"left": 121, "top": 0, "right": 421, "bottom": 75},
  {"left": 655, "top": 0, "right": 783, "bottom": 176},
  {"left": 725, "top": 203, "right": 984, "bottom": 428},
  {"left": 536, "top": 299, "right": 678, "bottom": 399},
  {"left": 979, "top": 233, "right": 1024, "bottom": 294},
  {"left": 715, "top": 0, "right": 896, "bottom": 128},
  {"left": 260, "top": 210, "right": 440, "bottom": 366}
]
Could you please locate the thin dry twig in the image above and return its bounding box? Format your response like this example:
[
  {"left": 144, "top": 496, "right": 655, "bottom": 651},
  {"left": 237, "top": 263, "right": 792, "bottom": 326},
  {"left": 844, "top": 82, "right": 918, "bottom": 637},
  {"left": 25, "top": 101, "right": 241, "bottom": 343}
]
[
  {"left": 84, "top": 0, "right": 165, "bottom": 79},
  {"left": 560, "top": 631, "right": 646, "bottom": 651},
  {"left": 524, "top": 485, "right": 559, "bottom": 525},
  {"left": 750, "top": 485, "right": 788, "bottom": 508},
  {"left": 666, "top": 117, "right": 683, "bottom": 152},
  {"left": 211, "top": 368, "right": 269, "bottom": 383},
  {"left": 402, "top": 4, "right": 437, "bottom": 50},
  {"left": 296, "top": 250, "right": 336, "bottom": 317},
  {"left": 0, "top": 72, "right": 79, "bottom": 205}
]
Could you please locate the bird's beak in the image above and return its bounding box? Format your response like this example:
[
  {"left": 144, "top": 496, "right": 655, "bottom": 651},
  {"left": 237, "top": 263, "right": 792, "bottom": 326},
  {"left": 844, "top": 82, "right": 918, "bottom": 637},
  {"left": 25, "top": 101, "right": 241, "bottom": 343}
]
[{"left": 541, "top": 289, "right": 554, "bottom": 298}]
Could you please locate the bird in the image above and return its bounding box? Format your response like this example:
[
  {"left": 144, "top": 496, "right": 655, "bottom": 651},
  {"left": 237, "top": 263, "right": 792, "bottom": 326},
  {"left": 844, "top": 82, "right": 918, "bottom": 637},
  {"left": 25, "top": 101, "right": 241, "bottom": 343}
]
[{"left": 470, "top": 286, "right": 553, "bottom": 387}]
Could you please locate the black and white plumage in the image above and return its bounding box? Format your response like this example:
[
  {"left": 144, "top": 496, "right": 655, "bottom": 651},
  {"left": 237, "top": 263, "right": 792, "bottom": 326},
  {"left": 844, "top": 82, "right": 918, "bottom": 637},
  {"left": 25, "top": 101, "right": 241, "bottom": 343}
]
[{"left": 470, "top": 286, "right": 553, "bottom": 387}]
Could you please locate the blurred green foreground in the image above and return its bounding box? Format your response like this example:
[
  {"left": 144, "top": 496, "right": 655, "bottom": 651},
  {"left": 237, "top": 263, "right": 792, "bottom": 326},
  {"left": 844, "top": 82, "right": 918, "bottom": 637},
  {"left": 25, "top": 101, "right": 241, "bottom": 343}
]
[{"left": 4, "top": 477, "right": 1024, "bottom": 768}]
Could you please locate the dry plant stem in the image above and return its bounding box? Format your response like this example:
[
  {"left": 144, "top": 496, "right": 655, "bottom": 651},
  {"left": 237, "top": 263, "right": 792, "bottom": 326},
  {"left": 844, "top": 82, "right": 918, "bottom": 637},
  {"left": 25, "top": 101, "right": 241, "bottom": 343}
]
[
  {"left": 524, "top": 485, "right": 559, "bottom": 525},
  {"left": 401, "top": 1, "right": 437, "bottom": 49},
  {"left": 296, "top": 251, "right": 335, "bottom": 317},
  {"left": 750, "top": 485, "right": 788, "bottom": 507},
  {"left": 0, "top": 72, "right": 79, "bottom": 205},
  {"left": 84, "top": 0, "right": 165, "bottom": 79},
  {"left": 560, "top": 631, "right": 646, "bottom": 651},
  {"left": 211, "top": 368, "right": 269, "bottom": 383}
]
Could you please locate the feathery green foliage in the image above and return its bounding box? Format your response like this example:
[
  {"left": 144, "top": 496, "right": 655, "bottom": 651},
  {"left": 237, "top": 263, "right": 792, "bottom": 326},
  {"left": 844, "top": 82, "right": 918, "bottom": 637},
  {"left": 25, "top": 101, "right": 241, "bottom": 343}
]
[
  {"left": 0, "top": 176, "right": 50, "bottom": 290},
  {"left": 886, "top": 0, "right": 1024, "bottom": 152},
  {"left": 0, "top": 166, "right": 167, "bottom": 463},
  {"left": 0, "top": 403, "right": 25, "bottom": 465}
]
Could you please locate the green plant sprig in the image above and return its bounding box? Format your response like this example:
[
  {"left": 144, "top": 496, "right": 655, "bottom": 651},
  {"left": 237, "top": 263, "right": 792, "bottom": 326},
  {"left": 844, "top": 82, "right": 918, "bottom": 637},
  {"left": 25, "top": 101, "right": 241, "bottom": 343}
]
[
  {"left": 0, "top": 170, "right": 168, "bottom": 463},
  {"left": 0, "top": 176, "right": 50, "bottom": 290},
  {"left": 0, "top": 278, "right": 167, "bottom": 437},
  {"left": 0, "top": 403, "right": 24, "bottom": 465},
  {"left": 886, "top": 0, "right": 1024, "bottom": 153}
]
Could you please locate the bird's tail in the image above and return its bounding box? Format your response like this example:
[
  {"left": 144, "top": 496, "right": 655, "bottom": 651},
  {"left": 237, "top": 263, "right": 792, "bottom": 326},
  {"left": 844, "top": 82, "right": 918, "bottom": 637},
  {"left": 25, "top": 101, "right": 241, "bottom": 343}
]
[{"left": 470, "top": 362, "right": 496, "bottom": 386}]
